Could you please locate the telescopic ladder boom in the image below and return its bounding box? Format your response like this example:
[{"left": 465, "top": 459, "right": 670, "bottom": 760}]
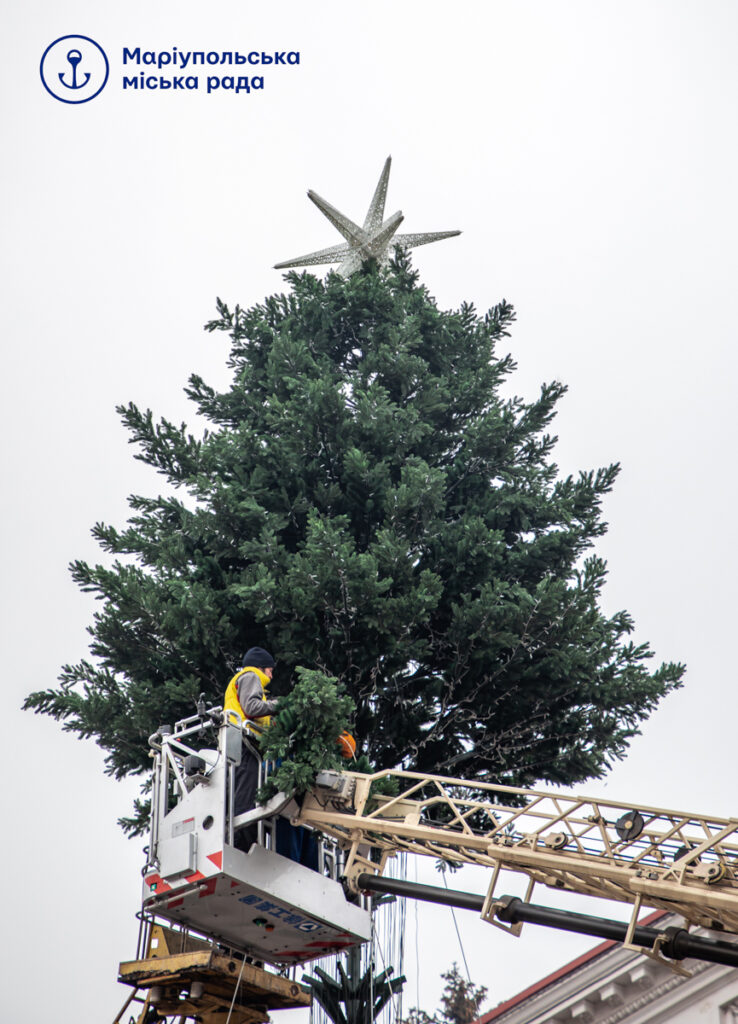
[
  {"left": 116, "top": 714, "right": 738, "bottom": 1024},
  {"left": 297, "top": 768, "right": 738, "bottom": 938}
]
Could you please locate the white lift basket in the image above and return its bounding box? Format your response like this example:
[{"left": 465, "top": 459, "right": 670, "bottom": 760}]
[{"left": 142, "top": 707, "right": 371, "bottom": 965}]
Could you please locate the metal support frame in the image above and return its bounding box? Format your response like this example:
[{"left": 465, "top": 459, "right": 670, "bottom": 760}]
[
  {"left": 116, "top": 926, "right": 311, "bottom": 1024},
  {"left": 480, "top": 862, "right": 535, "bottom": 937},
  {"left": 355, "top": 873, "right": 738, "bottom": 970},
  {"left": 298, "top": 769, "right": 738, "bottom": 935},
  {"left": 146, "top": 706, "right": 341, "bottom": 880},
  {"left": 133, "top": 719, "right": 738, "bottom": 988}
]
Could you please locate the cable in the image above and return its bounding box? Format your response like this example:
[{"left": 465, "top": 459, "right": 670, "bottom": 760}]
[
  {"left": 224, "top": 954, "right": 247, "bottom": 1024},
  {"left": 371, "top": 858, "right": 404, "bottom": 1024},
  {"left": 372, "top": 916, "right": 403, "bottom": 1024},
  {"left": 441, "top": 871, "right": 472, "bottom": 983},
  {"left": 370, "top": 916, "right": 376, "bottom": 1024},
  {"left": 395, "top": 853, "right": 407, "bottom": 1024},
  {"left": 414, "top": 857, "right": 420, "bottom": 1011}
]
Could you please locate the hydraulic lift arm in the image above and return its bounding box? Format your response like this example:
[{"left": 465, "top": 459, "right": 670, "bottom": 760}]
[
  {"left": 355, "top": 872, "right": 738, "bottom": 969},
  {"left": 117, "top": 712, "right": 738, "bottom": 1024},
  {"left": 297, "top": 768, "right": 738, "bottom": 955}
]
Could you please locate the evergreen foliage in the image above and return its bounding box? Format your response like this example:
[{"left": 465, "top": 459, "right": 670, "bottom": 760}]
[
  {"left": 258, "top": 667, "right": 354, "bottom": 800},
  {"left": 401, "top": 963, "right": 487, "bottom": 1024},
  {"left": 24, "top": 252, "right": 684, "bottom": 829},
  {"left": 304, "top": 947, "right": 405, "bottom": 1024},
  {"left": 439, "top": 965, "right": 487, "bottom": 1024}
]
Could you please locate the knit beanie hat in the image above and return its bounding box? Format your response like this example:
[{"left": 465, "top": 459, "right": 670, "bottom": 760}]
[{"left": 241, "top": 646, "right": 276, "bottom": 670}]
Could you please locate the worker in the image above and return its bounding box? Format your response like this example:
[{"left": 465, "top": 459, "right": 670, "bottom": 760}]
[
  {"left": 224, "top": 645, "right": 357, "bottom": 864},
  {"left": 224, "top": 646, "right": 279, "bottom": 852}
]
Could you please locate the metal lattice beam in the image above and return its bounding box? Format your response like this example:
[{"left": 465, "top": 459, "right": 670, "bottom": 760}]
[{"left": 298, "top": 770, "right": 738, "bottom": 934}]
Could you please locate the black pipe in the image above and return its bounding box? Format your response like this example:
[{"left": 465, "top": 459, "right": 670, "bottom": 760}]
[
  {"left": 495, "top": 896, "right": 665, "bottom": 947},
  {"left": 355, "top": 873, "right": 738, "bottom": 969},
  {"left": 358, "top": 873, "right": 485, "bottom": 912}
]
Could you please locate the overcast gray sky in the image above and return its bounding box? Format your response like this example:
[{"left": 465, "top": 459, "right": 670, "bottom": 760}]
[{"left": 3, "top": 2, "right": 738, "bottom": 1022}]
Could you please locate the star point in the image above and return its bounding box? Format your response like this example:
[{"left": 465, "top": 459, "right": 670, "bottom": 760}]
[{"left": 274, "top": 157, "right": 460, "bottom": 278}]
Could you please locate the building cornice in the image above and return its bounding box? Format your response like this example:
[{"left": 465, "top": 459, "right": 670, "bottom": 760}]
[{"left": 477, "top": 913, "right": 738, "bottom": 1024}]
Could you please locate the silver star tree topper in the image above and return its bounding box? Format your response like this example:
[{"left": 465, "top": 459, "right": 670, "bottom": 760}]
[{"left": 274, "top": 156, "right": 461, "bottom": 278}]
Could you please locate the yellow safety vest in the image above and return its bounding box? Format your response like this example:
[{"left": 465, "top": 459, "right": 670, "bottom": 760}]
[{"left": 223, "top": 665, "right": 272, "bottom": 736}]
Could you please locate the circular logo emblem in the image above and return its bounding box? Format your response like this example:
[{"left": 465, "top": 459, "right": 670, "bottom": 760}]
[{"left": 40, "top": 35, "right": 109, "bottom": 104}]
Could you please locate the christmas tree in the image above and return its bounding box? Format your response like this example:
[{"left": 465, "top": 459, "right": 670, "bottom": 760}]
[
  {"left": 25, "top": 144, "right": 683, "bottom": 843},
  {"left": 21, "top": 157, "right": 693, "bottom": 1024},
  {"left": 401, "top": 963, "right": 487, "bottom": 1024},
  {"left": 24, "top": 249, "right": 683, "bottom": 831}
]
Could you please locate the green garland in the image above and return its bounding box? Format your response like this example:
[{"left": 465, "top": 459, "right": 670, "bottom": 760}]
[{"left": 257, "top": 667, "right": 355, "bottom": 801}]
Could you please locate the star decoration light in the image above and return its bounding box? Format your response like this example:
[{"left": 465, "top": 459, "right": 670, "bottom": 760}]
[{"left": 274, "top": 156, "right": 461, "bottom": 278}]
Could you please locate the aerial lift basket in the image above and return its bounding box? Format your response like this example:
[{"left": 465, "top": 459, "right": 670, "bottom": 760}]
[{"left": 140, "top": 709, "right": 371, "bottom": 965}]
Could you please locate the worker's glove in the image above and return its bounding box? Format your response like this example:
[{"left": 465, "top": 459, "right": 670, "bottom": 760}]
[{"left": 276, "top": 707, "right": 297, "bottom": 733}]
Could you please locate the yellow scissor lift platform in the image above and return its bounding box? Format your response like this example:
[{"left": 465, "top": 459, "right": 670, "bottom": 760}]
[{"left": 116, "top": 925, "right": 311, "bottom": 1024}]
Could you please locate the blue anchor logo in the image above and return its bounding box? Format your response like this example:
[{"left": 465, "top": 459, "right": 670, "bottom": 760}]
[
  {"left": 40, "top": 35, "right": 109, "bottom": 104},
  {"left": 58, "top": 49, "right": 91, "bottom": 91}
]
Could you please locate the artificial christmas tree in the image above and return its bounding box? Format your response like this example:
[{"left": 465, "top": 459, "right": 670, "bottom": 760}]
[{"left": 25, "top": 251, "right": 683, "bottom": 834}]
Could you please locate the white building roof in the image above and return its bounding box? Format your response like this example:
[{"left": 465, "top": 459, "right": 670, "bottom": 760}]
[{"left": 475, "top": 911, "right": 738, "bottom": 1024}]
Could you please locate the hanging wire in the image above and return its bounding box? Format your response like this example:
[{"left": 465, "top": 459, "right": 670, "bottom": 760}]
[
  {"left": 225, "top": 954, "right": 247, "bottom": 1024},
  {"left": 396, "top": 852, "right": 406, "bottom": 1023},
  {"left": 414, "top": 857, "right": 420, "bottom": 1011},
  {"left": 440, "top": 870, "right": 472, "bottom": 983},
  {"left": 371, "top": 913, "right": 404, "bottom": 1024},
  {"left": 308, "top": 851, "right": 408, "bottom": 1024},
  {"left": 370, "top": 850, "right": 407, "bottom": 1024},
  {"left": 370, "top": 910, "right": 377, "bottom": 1024},
  {"left": 309, "top": 950, "right": 337, "bottom": 1024}
]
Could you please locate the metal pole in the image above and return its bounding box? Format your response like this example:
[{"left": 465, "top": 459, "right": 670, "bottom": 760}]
[
  {"left": 355, "top": 873, "right": 738, "bottom": 969},
  {"left": 226, "top": 758, "right": 234, "bottom": 847},
  {"left": 357, "top": 874, "right": 484, "bottom": 912}
]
